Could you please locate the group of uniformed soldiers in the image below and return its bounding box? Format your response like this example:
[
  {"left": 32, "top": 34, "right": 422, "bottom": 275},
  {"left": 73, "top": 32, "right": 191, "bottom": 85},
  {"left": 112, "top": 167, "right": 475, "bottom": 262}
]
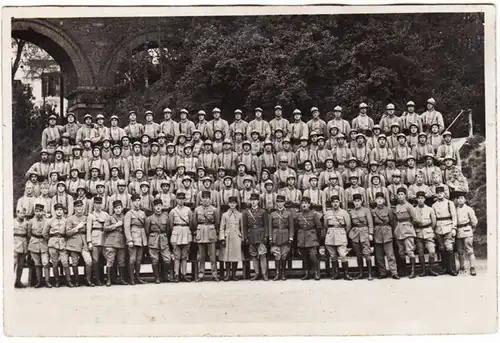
[{"left": 13, "top": 98, "right": 479, "bottom": 288}]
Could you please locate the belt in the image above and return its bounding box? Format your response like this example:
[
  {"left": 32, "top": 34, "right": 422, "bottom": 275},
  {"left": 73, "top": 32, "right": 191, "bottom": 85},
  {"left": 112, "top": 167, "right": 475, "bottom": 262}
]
[
  {"left": 174, "top": 224, "right": 190, "bottom": 227},
  {"left": 353, "top": 225, "right": 368, "bottom": 228},
  {"left": 92, "top": 227, "right": 103, "bottom": 231},
  {"left": 327, "top": 226, "right": 345, "bottom": 229},
  {"left": 49, "top": 233, "right": 64, "bottom": 238},
  {"left": 417, "top": 224, "right": 432, "bottom": 229},
  {"left": 457, "top": 222, "right": 471, "bottom": 228},
  {"left": 397, "top": 219, "right": 411, "bottom": 223},
  {"left": 437, "top": 216, "right": 452, "bottom": 221},
  {"left": 14, "top": 233, "right": 27, "bottom": 238},
  {"left": 31, "top": 234, "right": 44, "bottom": 239}
]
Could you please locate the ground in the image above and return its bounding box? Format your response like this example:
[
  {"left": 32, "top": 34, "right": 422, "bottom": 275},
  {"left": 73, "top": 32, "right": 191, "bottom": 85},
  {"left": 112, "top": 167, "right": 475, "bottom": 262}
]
[{"left": 4, "top": 260, "right": 496, "bottom": 337}]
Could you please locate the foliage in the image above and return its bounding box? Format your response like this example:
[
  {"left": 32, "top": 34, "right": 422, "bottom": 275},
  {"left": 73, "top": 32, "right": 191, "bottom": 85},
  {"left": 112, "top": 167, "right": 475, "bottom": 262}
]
[
  {"left": 11, "top": 40, "right": 57, "bottom": 80},
  {"left": 107, "top": 13, "right": 484, "bottom": 136}
]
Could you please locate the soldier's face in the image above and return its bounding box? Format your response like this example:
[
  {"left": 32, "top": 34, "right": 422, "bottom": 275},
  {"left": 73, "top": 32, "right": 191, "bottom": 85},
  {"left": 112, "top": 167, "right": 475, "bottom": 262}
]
[
  {"left": 75, "top": 205, "right": 84, "bottom": 215},
  {"left": 287, "top": 178, "right": 296, "bottom": 187},
  {"left": 25, "top": 185, "right": 33, "bottom": 195},
  {"left": 140, "top": 186, "right": 149, "bottom": 194},
  {"left": 129, "top": 113, "right": 137, "bottom": 121},
  {"left": 150, "top": 145, "right": 158, "bottom": 154},
  {"left": 229, "top": 201, "right": 237, "bottom": 209},
  {"left": 213, "top": 112, "right": 220, "bottom": 119},
  {"left": 97, "top": 118, "right": 104, "bottom": 125},
  {"left": 224, "top": 179, "right": 232, "bottom": 187},
  {"left": 93, "top": 148, "right": 101, "bottom": 157},
  {"left": 410, "top": 126, "right": 418, "bottom": 134},
  {"left": 41, "top": 186, "right": 49, "bottom": 195},
  {"left": 283, "top": 142, "right": 290, "bottom": 150},
  {"left": 238, "top": 166, "right": 245, "bottom": 174},
  {"left": 255, "top": 111, "right": 262, "bottom": 118},
  {"left": 397, "top": 193, "right": 406, "bottom": 202},
  {"left": 398, "top": 137, "right": 406, "bottom": 145},
  {"left": 243, "top": 144, "right": 250, "bottom": 152},
  {"left": 332, "top": 199, "right": 340, "bottom": 209},
  {"left": 310, "top": 179, "right": 318, "bottom": 187},
  {"left": 457, "top": 196, "right": 466, "bottom": 205},
  {"left": 146, "top": 114, "right": 153, "bottom": 122},
  {"left": 202, "top": 197, "right": 210, "bottom": 206},
  {"left": 57, "top": 185, "right": 65, "bottom": 193},
  {"left": 329, "top": 178, "right": 338, "bottom": 186},
  {"left": 193, "top": 133, "right": 201, "bottom": 141},
  {"left": 375, "top": 197, "right": 385, "bottom": 206},
  {"left": 301, "top": 202, "right": 310, "bottom": 210},
  {"left": 97, "top": 186, "right": 105, "bottom": 194},
  {"left": 251, "top": 199, "right": 259, "bottom": 207},
  {"left": 300, "top": 140, "right": 308, "bottom": 147},
  {"left": 136, "top": 171, "right": 144, "bottom": 179},
  {"left": 85, "top": 118, "right": 92, "bottom": 125},
  {"left": 67, "top": 115, "right": 75, "bottom": 123},
  {"left": 387, "top": 109, "right": 395, "bottom": 116},
  {"left": 334, "top": 111, "right": 341, "bottom": 118},
  {"left": 103, "top": 141, "right": 111, "bottom": 148},
  {"left": 431, "top": 125, "right": 439, "bottom": 133},
  {"left": 393, "top": 176, "right": 401, "bottom": 184},
  {"left": 265, "top": 144, "right": 272, "bottom": 151},
  {"left": 353, "top": 199, "right": 362, "bottom": 208},
  {"left": 161, "top": 184, "right": 170, "bottom": 192},
  {"left": 35, "top": 209, "right": 43, "bottom": 218},
  {"left": 182, "top": 180, "right": 191, "bottom": 188},
  {"left": 305, "top": 162, "right": 312, "bottom": 171},
  {"left": 373, "top": 128, "right": 381, "bottom": 136},
  {"left": 427, "top": 103, "right": 434, "bottom": 110},
  {"left": 133, "top": 145, "right": 141, "bottom": 154},
  {"left": 294, "top": 114, "right": 301, "bottom": 121},
  {"left": 312, "top": 111, "right": 319, "bottom": 118},
  {"left": 325, "top": 160, "right": 333, "bottom": 169},
  {"left": 91, "top": 170, "right": 99, "bottom": 178},
  {"left": 55, "top": 152, "right": 63, "bottom": 160},
  {"left": 261, "top": 172, "right": 269, "bottom": 180},
  {"left": 111, "top": 119, "right": 118, "bottom": 127},
  {"left": 154, "top": 204, "right": 163, "bottom": 213},
  {"left": 372, "top": 178, "right": 380, "bottom": 186},
  {"left": 55, "top": 208, "right": 64, "bottom": 217},
  {"left": 391, "top": 127, "right": 399, "bottom": 134},
  {"left": 77, "top": 189, "right": 85, "bottom": 197},
  {"left": 360, "top": 108, "right": 367, "bottom": 114},
  {"left": 30, "top": 175, "right": 38, "bottom": 183},
  {"left": 417, "top": 196, "right": 426, "bottom": 206},
  {"left": 265, "top": 184, "right": 273, "bottom": 192},
  {"left": 426, "top": 158, "right": 433, "bottom": 166},
  {"left": 114, "top": 205, "right": 123, "bottom": 215},
  {"left": 158, "top": 138, "right": 166, "bottom": 145},
  {"left": 198, "top": 115, "right": 205, "bottom": 122},
  {"left": 234, "top": 113, "right": 241, "bottom": 120},
  {"left": 203, "top": 181, "right": 211, "bottom": 189},
  {"left": 275, "top": 131, "right": 283, "bottom": 138},
  {"left": 122, "top": 138, "right": 130, "bottom": 146},
  {"left": 41, "top": 153, "right": 48, "bottom": 161},
  {"left": 197, "top": 169, "right": 205, "bottom": 178},
  {"left": 133, "top": 199, "right": 141, "bottom": 208},
  {"left": 215, "top": 132, "right": 223, "bottom": 140},
  {"left": 113, "top": 147, "right": 121, "bottom": 156},
  {"left": 416, "top": 175, "right": 424, "bottom": 184},
  {"left": 180, "top": 113, "right": 187, "bottom": 120},
  {"left": 167, "top": 146, "right": 175, "bottom": 154},
  {"left": 444, "top": 135, "right": 452, "bottom": 143},
  {"left": 49, "top": 118, "right": 56, "bottom": 126},
  {"left": 276, "top": 201, "right": 285, "bottom": 210},
  {"left": 71, "top": 170, "right": 78, "bottom": 178},
  {"left": 50, "top": 174, "right": 58, "bottom": 181},
  {"left": 244, "top": 181, "right": 252, "bottom": 189},
  {"left": 437, "top": 192, "right": 445, "bottom": 199},
  {"left": 118, "top": 185, "right": 126, "bottom": 193},
  {"left": 218, "top": 170, "right": 225, "bottom": 178},
  {"left": 164, "top": 112, "right": 171, "bottom": 120},
  {"left": 419, "top": 136, "right": 426, "bottom": 144},
  {"left": 407, "top": 106, "right": 415, "bottom": 113},
  {"left": 223, "top": 143, "right": 231, "bottom": 150},
  {"left": 408, "top": 159, "right": 415, "bottom": 167},
  {"left": 350, "top": 178, "right": 358, "bottom": 186},
  {"left": 111, "top": 169, "right": 119, "bottom": 177}
]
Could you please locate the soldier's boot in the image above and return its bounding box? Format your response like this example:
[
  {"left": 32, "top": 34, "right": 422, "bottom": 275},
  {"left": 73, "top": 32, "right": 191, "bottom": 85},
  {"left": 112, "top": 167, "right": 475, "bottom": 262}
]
[
  {"left": 300, "top": 259, "right": 310, "bottom": 280},
  {"left": 14, "top": 266, "right": 25, "bottom": 288},
  {"left": 128, "top": 264, "right": 136, "bottom": 285},
  {"left": 273, "top": 261, "right": 281, "bottom": 281},
  {"left": 280, "top": 260, "right": 287, "bottom": 281},
  {"left": 72, "top": 266, "right": 80, "bottom": 287},
  {"left": 250, "top": 258, "right": 260, "bottom": 281},
  {"left": 231, "top": 262, "right": 239, "bottom": 281},
  {"left": 116, "top": 267, "right": 128, "bottom": 285},
  {"left": 470, "top": 267, "right": 477, "bottom": 276},
  {"left": 458, "top": 254, "right": 466, "bottom": 274},
  {"left": 313, "top": 259, "right": 320, "bottom": 281},
  {"left": 64, "top": 267, "right": 74, "bottom": 287},
  {"left": 366, "top": 258, "right": 373, "bottom": 281},
  {"left": 439, "top": 251, "right": 448, "bottom": 274},
  {"left": 135, "top": 262, "right": 146, "bottom": 284},
  {"left": 93, "top": 264, "right": 103, "bottom": 286},
  {"left": 342, "top": 262, "right": 353, "bottom": 281},
  {"left": 173, "top": 260, "right": 180, "bottom": 283},
  {"left": 224, "top": 262, "right": 231, "bottom": 282},
  {"left": 354, "top": 257, "right": 364, "bottom": 280},
  {"left": 418, "top": 253, "right": 426, "bottom": 277},
  {"left": 180, "top": 260, "right": 191, "bottom": 282},
  {"left": 408, "top": 258, "right": 416, "bottom": 279},
  {"left": 162, "top": 262, "right": 172, "bottom": 282},
  {"left": 34, "top": 267, "right": 43, "bottom": 288},
  {"left": 53, "top": 265, "right": 61, "bottom": 288},
  {"left": 260, "top": 256, "right": 269, "bottom": 281},
  {"left": 448, "top": 251, "right": 458, "bottom": 276},
  {"left": 330, "top": 261, "right": 338, "bottom": 280},
  {"left": 44, "top": 267, "right": 53, "bottom": 288},
  {"left": 152, "top": 264, "right": 161, "bottom": 284},
  {"left": 85, "top": 266, "right": 95, "bottom": 286},
  {"left": 105, "top": 267, "right": 112, "bottom": 287},
  {"left": 428, "top": 256, "right": 439, "bottom": 276}
]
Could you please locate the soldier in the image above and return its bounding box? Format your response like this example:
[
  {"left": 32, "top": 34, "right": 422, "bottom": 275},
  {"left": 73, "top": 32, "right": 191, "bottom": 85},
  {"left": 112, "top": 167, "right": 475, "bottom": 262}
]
[
  {"left": 351, "top": 133, "right": 370, "bottom": 169},
  {"left": 379, "top": 103, "right": 402, "bottom": 134},
  {"left": 108, "top": 179, "right": 132, "bottom": 211},
  {"left": 65, "top": 199, "right": 94, "bottom": 287},
  {"left": 401, "top": 100, "right": 422, "bottom": 133},
  {"left": 322, "top": 174, "right": 346, "bottom": 211},
  {"left": 260, "top": 179, "right": 277, "bottom": 210},
  {"left": 124, "top": 110, "right": 144, "bottom": 142},
  {"left": 206, "top": 107, "right": 230, "bottom": 140},
  {"left": 393, "top": 187, "right": 418, "bottom": 278},
  {"left": 159, "top": 108, "right": 179, "bottom": 144},
  {"left": 432, "top": 186, "right": 458, "bottom": 276},
  {"left": 168, "top": 192, "right": 193, "bottom": 282},
  {"left": 414, "top": 191, "right": 439, "bottom": 277},
  {"left": 13, "top": 209, "right": 28, "bottom": 288},
  {"left": 242, "top": 193, "right": 270, "bottom": 281},
  {"left": 86, "top": 196, "right": 109, "bottom": 286},
  {"left": 323, "top": 195, "right": 352, "bottom": 280},
  {"left": 124, "top": 194, "right": 148, "bottom": 285},
  {"left": 229, "top": 109, "right": 248, "bottom": 139},
  {"left": 219, "top": 196, "right": 244, "bottom": 281},
  {"left": 178, "top": 109, "right": 196, "bottom": 141},
  {"left": 307, "top": 107, "right": 327, "bottom": 137},
  {"left": 120, "top": 136, "right": 133, "bottom": 159},
  {"left": 27, "top": 204, "right": 49, "bottom": 287},
  {"left": 428, "top": 123, "right": 444, "bottom": 152},
  {"left": 289, "top": 109, "right": 309, "bottom": 149},
  {"left": 412, "top": 133, "right": 434, "bottom": 168},
  {"left": 109, "top": 115, "right": 126, "bottom": 144},
  {"left": 51, "top": 181, "right": 74, "bottom": 217},
  {"left": 196, "top": 110, "right": 209, "bottom": 139},
  {"left": 76, "top": 114, "right": 99, "bottom": 145},
  {"left": 94, "top": 113, "right": 110, "bottom": 144},
  {"left": 43, "top": 203, "right": 71, "bottom": 287},
  {"left": 408, "top": 172, "right": 432, "bottom": 204},
  {"left": 280, "top": 174, "right": 302, "bottom": 213},
  {"left": 247, "top": 107, "right": 271, "bottom": 141},
  {"left": 193, "top": 191, "right": 220, "bottom": 282},
  {"left": 326, "top": 106, "right": 351, "bottom": 137},
  {"left": 17, "top": 183, "right": 36, "bottom": 219},
  {"left": 367, "top": 124, "right": 382, "bottom": 150},
  {"left": 436, "top": 131, "right": 462, "bottom": 167},
  {"left": 191, "top": 129, "right": 204, "bottom": 157},
  {"left": 41, "top": 114, "right": 62, "bottom": 149},
  {"left": 349, "top": 193, "right": 374, "bottom": 280},
  {"left": 455, "top": 192, "right": 478, "bottom": 276},
  {"left": 269, "top": 105, "right": 290, "bottom": 138},
  {"left": 371, "top": 192, "right": 399, "bottom": 279},
  {"left": 303, "top": 175, "right": 323, "bottom": 215},
  {"left": 313, "top": 136, "right": 332, "bottom": 173},
  {"left": 295, "top": 196, "right": 322, "bottom": 280},
  {"left": 237, "top": 141, "right": 259, "bottom": 177},
  {"left": 352, "top": 102, "right": 374, "bottom": 134},
  {"left": 258, "top": 140, "right": 278, "bottom": 176},
  {"left": 103, "top": 200, "right": 129, "bottom": 286},
  {"left": 298, "top": 161, "right": 316, "bottom": 191},
  {"left": 145, "top": 199, "right": 171, "bottom": 284},
  {"left": 218, "top": 138, "right": 238, "bottom": 176},
  {"left": 58, "top": 132, "right": 74, "bottom": 161},
  {"left": 63, "top": 112, "right": 80, "bottom": 144},
  {"left": 26, "top": 150, "right": 51, "bottom": 181},
  {"left": 49, "top": 148, "right": 70, "bottom": 181},
  {"left": 420, "top": 98, "right": 444, "bottom": 133},
  {"left": 332, "top": 134, "right": 353, "bottom": 170},
  {"left": 277, "top": 137, "right": 298, "bottom": 169},
  {"left": 403, "top": 155, "right": 418, "bottom": 185},
  {"left": 269, "top": 194, "right": 294, "bottom": 281},
  {"left": 143, "top": 110, "right": 160, "bottom": 139}
]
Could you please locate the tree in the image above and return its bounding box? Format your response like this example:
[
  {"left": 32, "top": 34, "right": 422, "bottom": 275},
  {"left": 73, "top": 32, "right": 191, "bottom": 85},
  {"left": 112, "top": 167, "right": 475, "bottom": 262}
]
[{"left": 11, "top": 39, "right": 59, "bottom": 80}]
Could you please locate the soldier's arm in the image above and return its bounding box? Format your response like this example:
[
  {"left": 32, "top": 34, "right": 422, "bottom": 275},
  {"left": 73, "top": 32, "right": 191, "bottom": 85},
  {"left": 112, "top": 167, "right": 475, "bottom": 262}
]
[
  {"left": 430, "top": 208, "right": 437, "bottom": 229},
  {"left": 263, "top": 210, "right": 270, "bottom": 239},
  {"left": 449, "top": 200, "right": 457, "bottom": 229},
  {"left": 86, "top": 214, "right": 93, "bottom": 243},
  {"left": 67, "top": 195, "right": 74, "bottom": 216},
  {"left": 219, "top": 213, "right": 226, "bottom": 241},
  {"left": 469, "top": 207, "right": 478, "bottom": 228},
  {"left": 124, "top": 212, "right": 133, "bottom": 244},
  {"left": 42, "top": 220, "right": 50, "bottom": 240},
  {"left": 103, "top": 216, "right": 115, "bottom": 232},
  {"left": 241, "top": 211, "right": 248, "bottom": 240},
  {"left": 366, "top": 208, "right": 374, "bottom": 235},
  {"left": 144, "top": 216, "right": 151, "bottom": 236}
]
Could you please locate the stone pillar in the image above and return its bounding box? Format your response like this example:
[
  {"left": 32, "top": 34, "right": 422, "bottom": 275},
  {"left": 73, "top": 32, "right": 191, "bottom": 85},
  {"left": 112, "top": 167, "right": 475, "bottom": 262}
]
[{"left": 66, "top": 88, "right": 107, "bottom": 121}]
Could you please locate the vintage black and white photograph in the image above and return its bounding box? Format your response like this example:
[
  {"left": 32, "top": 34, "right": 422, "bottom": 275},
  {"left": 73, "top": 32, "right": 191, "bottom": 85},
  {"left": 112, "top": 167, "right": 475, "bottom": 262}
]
[{"left": 2, "top": 4, "right": 497, "bottom": 337}]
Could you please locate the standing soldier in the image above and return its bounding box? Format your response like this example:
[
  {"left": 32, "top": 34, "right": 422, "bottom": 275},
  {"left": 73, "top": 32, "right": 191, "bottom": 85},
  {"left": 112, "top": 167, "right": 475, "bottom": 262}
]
[
  {"left": 371, "top": 192, "right": 399, "bottom": 279},
  {"left": 455, "top": 191, "right": 478, "bottom": 276},
  {"left": 349, "top": 194, "right": 374, "bottom": 280},
  {"left": 289, "top": 109, "right": 309, "bottom": 150},
  {"left": 420, "top": 98, "right": 444, "bottom": 133},
  {"left": 307, "top": 107, "right": 327, "bottom": 137},
  {"left": 65, "top": 199, "right": 94, "bottom": 287},
  {"left": 352, "top": 103, "right": 374, "bottom": 134},
  {"left": 41, "top": 114, "right": 62, "bottom": 149},
  {"left": 27, "top": 204, "right": 49, "bottom": 287},
  {"left": 103, "top": 200, "right": 129, "bottom": 286},
  {"left": 247, "top": 107, "right": 271, "bottom": 141},
  {"left": 143, "top": 110, "right": 161, "bottom": 139},
  {"left": 401, "top": 101, "right": 423, "bottom": 133},
  {"left": 393, "top": 188, "right": 418, "bottom": 278},
  {"left": 219, "top": 196, "right": 244, "bottom": 281},
  {"left": 13, "top": 209, "right": 28, "bottom": 288},
  {"left": 206, "top": 107, "right": 230, "bottom": 140},
  {"left": 269, "top": 105, "right": 290, "bottom": 138},
  {"left": 436, "top": 131, "right": 462, "bottom": 167},
  {"left": 168, "top": 192, "right": 194, "bottom": 282},
  {"left": 196, "top": 110, "right": 209, "bottom": 140},
  {"left": 124, "top": 194, "right": 148, "bottom": 285},
  {"left": 109, "top": 115, "right": 126, "bottom": 144},
  {"left": 160, "top": 108, "right": 179, "bottom": 144},
  {"left": 178, "top": 109, "right": 196, "bottom": 141},
  {"left": 295, "top": 196, "right": 323, "bottom": 281},
  {"left": 379, "top": 103, "right": 402, "bottom": 134},
  {"left": 326, "top": 106, "right": 351, "bottom": 137},
  {"left": 414, "top": 191, "right": 439, "bottom": 277},
  {"left": 86, "top": 197, "right": 109, "bottom": 286},
  {"left": 43, "top": 203, "right": 72, "bottom": 287},
  {"left": 432, "top": 186, "right": 458, "bottom": 276},
  {"left": 145, "top": 199, "right": 171, "bottom": 284},
  {"left": 242, "top": 193, "right": 270, "bottom": 281},
  {"left": 124, "top": 111, "right": 145, "bottom": 143},
  {"left": 193, "top": 191, "right": 220, "bottom": 282},
  {"left": 229, "top": 109, "right": 248, "bottom": 139},
  {"left": 269, "top": 195, "right": 294, "bottom": 281},
  {"left": 323, "top": 195, "right": 352, "bottom": 280}
]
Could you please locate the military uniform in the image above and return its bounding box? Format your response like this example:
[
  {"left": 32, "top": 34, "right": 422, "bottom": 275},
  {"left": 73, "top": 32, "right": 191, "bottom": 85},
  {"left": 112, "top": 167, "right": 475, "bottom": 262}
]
[
  {"left": 414, "top": 198, "right": 438, "bottom": 276},
  {"left": 394, "top": 196, "right": 418, "bottom": 277},
  {"left": 242, "top": 199, "right": 269, "bottom": 280},
  {"left": 43, "top": 211, "right": 70, "bottom": 287},
  {"left": 27, "top": 210, "right": 49, "bottom": 287},
  {"left": 219, "top": 202, "right": 243, "bottom": 281},
  {"left": 65, "top": 209, "right": 93, "bottom": 286},
  {"left": 124, "top": 203, "right": 147, "bottom": 284},
  {"left": 295, "top": 203, "right": 322, "bottom": 280},
  {"left": 323, "top": 204, "right": 352, "bottom": 280},
  {"left": 193, "top": 200, "right": 220, "bottom": 281},
  {"left": 455, "top": 200, "right": 478, "bottom": 275},
  {"left": 269, "top": 198, "right": 293, "bottom": 280},
  {"left": 168, "top": 198, "right": 193, "bottom": 281},
  {"left": 371, "top": 204, "right": 398, "bottom": 278},
  {"left": 103, "top": 208, "right": 127, "bottom": 284},
  {"left": 349, "top": 201, "right": 374, "bottom": 279},
  {"left": 86, "top": 203, "right": 109, "bottom": 285},
  {"left": 145, "top": 207, "right": 171, "bottom": 283}
]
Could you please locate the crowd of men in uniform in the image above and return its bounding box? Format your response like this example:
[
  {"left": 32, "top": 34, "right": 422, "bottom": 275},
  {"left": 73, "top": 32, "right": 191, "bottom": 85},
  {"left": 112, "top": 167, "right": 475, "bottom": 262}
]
[{"left": 13, "top": 98, "right": 478, "bottom": 289}]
